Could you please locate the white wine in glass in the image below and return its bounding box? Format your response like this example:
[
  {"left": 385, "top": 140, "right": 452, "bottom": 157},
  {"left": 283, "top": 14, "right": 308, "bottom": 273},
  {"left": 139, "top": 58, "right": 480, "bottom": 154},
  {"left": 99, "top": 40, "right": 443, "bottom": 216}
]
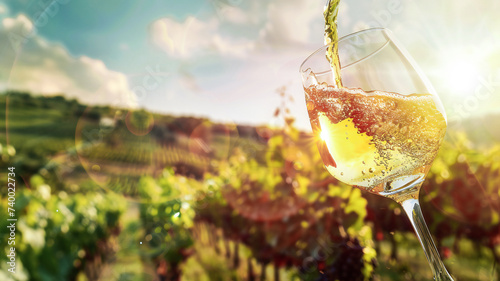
[{"left": 300, "top": 28, "right": 455, "bottom": 281}]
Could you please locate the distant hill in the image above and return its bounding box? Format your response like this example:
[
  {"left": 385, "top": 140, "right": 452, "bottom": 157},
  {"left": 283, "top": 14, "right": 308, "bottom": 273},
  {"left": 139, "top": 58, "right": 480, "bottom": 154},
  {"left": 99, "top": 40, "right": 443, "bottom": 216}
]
[
  {"left": 0, "top": 92, "right": 269, "bottom": 188},
  {"left": 448, "top": 113, "right": 500, "bottom": 148}
]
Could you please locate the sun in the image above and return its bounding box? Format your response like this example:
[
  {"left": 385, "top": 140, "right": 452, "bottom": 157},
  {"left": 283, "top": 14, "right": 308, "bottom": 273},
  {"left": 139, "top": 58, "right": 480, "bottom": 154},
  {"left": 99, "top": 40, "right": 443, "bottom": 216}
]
[{"left": 441, "top": 57, "right": 481, "bottom": 96}]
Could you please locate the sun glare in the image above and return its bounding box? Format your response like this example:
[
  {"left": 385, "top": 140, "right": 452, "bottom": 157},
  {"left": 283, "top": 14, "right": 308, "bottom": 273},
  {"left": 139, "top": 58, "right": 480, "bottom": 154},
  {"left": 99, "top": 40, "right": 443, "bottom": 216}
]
[
  {"left": 320, "top": 130, "right": 327, "bottom": 141},
  {"left": 442, "top": 59, "right": 480, "bottom": 95}
]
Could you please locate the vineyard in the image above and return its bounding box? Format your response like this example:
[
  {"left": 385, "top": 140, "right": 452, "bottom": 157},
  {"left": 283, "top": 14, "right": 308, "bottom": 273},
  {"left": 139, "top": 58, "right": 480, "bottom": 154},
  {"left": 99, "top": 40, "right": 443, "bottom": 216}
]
[{"left": 0, "top": 92, "right": 499, "bottom": 280}]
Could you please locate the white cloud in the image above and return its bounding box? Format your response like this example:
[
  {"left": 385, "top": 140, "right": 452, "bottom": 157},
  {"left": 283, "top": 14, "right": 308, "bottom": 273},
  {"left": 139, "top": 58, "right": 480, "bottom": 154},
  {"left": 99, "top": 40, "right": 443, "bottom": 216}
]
[
  {"left": 149, "top": 16, "right": 254, "bottom": 59},
  {"left": 219, "top": 6, "right": 249, "bottom": 24},
  {"left": 2, "top": 13, "right": 33, "bottom": 34},
  {"left": 149, "top": 0, "right": 326, "bottom": 60},
  {"left": 258, "top": 0, "right": 322, "bottom": 47},
  {"left": 0, "top": 3, "right": 8, "bottom": 16},
  {"left": 338, "top": 1, "right": 351, "bottom": 27},
  {"left": 0, "top": 14, "right": 137, "bottom": 108},
  {"left": 145, "top": 0, "right": 327, "bottom": 128}
]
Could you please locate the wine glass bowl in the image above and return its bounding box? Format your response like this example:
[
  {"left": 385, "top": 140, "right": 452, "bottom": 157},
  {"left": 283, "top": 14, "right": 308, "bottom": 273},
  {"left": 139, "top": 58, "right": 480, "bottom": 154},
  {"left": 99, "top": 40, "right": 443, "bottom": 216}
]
[{"left": 300, "top": 28, "right": 455, "bottom": 281}]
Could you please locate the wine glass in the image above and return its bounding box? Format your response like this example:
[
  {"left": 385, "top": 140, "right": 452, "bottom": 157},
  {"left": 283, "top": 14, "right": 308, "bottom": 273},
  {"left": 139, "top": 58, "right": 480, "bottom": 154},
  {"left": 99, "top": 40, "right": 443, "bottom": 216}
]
[{"left": 300, "top": 28, "right": 455, "bottom": 281}]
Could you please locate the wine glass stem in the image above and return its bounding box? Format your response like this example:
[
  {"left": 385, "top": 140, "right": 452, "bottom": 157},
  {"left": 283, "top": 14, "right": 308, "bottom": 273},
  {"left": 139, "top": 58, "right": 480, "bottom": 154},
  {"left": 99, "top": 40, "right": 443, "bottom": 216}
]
[{"left": 400, "top": 198, "right": 455, "bottom": 281}]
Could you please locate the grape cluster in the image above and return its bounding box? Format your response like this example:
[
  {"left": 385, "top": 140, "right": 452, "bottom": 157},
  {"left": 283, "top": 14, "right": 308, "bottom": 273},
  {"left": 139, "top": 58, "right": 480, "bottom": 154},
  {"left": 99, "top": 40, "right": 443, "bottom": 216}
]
[{"left": 315, "top": 236, "right": 367, "bottom": 281}]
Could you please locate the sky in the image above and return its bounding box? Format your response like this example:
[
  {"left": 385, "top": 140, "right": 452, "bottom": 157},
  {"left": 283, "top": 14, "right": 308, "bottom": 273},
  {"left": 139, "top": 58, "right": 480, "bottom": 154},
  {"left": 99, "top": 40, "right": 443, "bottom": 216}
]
[{"left": 0, "top": 0, "right": 499, "bottom": 130}]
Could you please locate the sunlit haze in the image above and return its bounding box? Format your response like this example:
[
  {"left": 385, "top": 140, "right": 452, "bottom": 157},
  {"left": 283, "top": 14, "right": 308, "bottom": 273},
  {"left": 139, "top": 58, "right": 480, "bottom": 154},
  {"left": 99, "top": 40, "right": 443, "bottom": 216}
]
[{"left": 442, "top": 59, "right": 480, "bottom": 96}]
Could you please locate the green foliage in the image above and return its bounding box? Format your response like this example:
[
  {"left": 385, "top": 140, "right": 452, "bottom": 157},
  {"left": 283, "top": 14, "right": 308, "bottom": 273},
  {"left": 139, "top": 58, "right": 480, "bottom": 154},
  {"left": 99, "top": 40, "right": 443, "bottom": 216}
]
[
  {"left": 127, "top": 109, "right": 154, "bottom": 132},
  {"left": 0, "top": 176, "right": 126, "bottom": 281},
  {"left": 196, "top": 115, "right": 376, "bottom": 280},
  {"left": 138, "top": 170, "right": 198, "bottom": 266},
  {"left": 423, "top": 132, "right": 500, "bottom": 227}
]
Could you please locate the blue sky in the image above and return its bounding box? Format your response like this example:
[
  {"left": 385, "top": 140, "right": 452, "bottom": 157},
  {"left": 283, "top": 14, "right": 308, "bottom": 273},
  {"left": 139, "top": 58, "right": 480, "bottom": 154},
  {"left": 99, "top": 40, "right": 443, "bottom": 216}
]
[{"left": 1, "top": 0, "right": 499, "bottom": 129}]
